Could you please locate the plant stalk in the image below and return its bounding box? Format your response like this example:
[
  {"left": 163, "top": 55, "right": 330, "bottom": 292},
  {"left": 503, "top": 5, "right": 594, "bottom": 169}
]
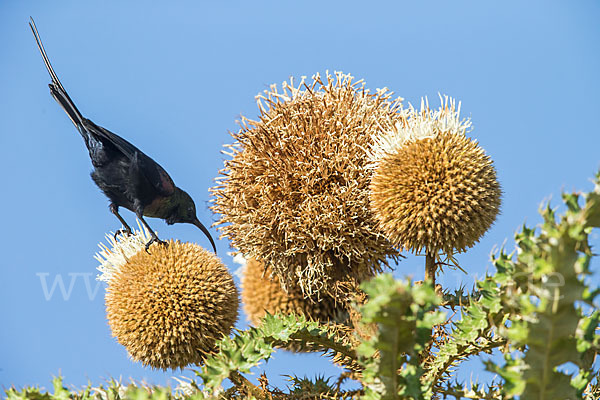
[
  {"left": 229, "top": 370, "right": 265, "bottom": 399},
  {"left": 425, "top": 252, "right": 436, "bottom": 288}
]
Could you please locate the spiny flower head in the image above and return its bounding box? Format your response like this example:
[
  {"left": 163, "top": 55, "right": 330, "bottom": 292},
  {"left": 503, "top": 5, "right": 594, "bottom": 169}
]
[
  {"left": 211, "top": 71, "right": 402, "bottom": 298},
  {"left": 239, "top": 257, "right": 347, "bottom": 326},
  {"left": 96, "top": 227, "right": 239, "bottom": 370},
  {"left": 369, "top": 96, "right": 501, "bottom": 257}
]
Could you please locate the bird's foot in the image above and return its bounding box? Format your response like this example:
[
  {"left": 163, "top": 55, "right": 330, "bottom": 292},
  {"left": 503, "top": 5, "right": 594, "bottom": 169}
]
[
  {"left": 113, "top": 228, "right": 132, "bottom": 240},
  {"left": 145, "top": 236, "right": 168, "bottom": 253}
]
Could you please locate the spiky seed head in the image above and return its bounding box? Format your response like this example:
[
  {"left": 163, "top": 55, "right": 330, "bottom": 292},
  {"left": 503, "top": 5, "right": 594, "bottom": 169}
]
[
  {"left": 241, "top": 258, "right": 347, "bottom": 326},
  {"left": 211, "top": 71, "right": 402, "bottom": 298},
  {"left": 369, "top": 96, "right": 501, "bottom": 256},
  {"left": 98, "top": 228, "right": 239, "bottom": 370}
]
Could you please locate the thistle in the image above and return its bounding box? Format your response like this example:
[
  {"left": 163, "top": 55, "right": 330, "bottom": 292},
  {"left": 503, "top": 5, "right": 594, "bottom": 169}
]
[
  {"left": 369, "top": 96, "right": 501, "bottom": 280},
  {"left": 96, "top": 226, "right": 239, "bottom": 370},
  {"left": 211, "top": 71, "right": 402, "bottom": 298},
  {"left": 240, "top": 257, "right": 346, "bottom": 327}
]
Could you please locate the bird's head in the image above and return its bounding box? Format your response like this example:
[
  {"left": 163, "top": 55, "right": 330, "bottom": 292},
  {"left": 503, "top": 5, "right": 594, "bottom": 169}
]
[
  {"left": 167, "top": 188, "right": 217, "bottom": 253},
  {"left": 166, "top": 188, "right": 198, "bottom": 225}
]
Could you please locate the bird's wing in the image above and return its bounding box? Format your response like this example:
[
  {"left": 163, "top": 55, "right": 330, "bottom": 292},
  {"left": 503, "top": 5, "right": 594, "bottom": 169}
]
[{"left": 84, "top": 119, "right": 176, "bottom": 196}]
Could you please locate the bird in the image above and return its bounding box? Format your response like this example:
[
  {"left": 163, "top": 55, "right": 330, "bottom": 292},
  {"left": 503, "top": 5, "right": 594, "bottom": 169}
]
[{"left": 29, "top": 18, "right": 216, "bottom": 253}]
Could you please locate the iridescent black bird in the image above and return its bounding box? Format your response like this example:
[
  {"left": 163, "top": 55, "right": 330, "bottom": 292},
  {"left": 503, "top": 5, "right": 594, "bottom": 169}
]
[{"left": 29, "top": 18, "right": 216, "bottom": 253}]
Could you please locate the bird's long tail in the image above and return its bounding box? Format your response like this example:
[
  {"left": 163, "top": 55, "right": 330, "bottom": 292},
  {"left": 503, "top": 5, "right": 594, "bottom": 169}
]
[{"left": 29, "top": 18, "right": 85, "bottom": 132}]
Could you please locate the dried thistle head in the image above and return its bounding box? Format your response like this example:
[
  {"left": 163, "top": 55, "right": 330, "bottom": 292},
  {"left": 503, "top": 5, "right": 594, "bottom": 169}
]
[
  {"left": 240, "top": 257, "right": 347, "bottom": 326},
  {"left": 369, "top": 96, "right": 501, "bottom": 257},
  {"left": 97, "top": 229, "right": 239, "bottom": 370},
  {"left": 212, "top": 72, "right": 402, "bottom": 297}
]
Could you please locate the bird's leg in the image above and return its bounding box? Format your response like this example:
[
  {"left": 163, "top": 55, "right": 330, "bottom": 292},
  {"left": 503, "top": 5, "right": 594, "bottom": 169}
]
[
  {"left": 136, "top": 213, "right": 167, "bottom": 252},
  {"left": 110, "top": 203, "right": 132, "bottom": 239}
]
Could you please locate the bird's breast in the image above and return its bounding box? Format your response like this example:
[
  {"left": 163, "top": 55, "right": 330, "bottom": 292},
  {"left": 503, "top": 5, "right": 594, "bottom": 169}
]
[{"left": 143, "top": 195, "right": 173, "bottom": 218}]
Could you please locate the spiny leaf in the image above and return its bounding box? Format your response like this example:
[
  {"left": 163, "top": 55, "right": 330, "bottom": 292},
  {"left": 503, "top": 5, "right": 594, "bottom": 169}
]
[
  {"left": 485, "top": 172, "right": 600, "bottom": 399},
  {"left": 357, "top": 275, "right": 444, "bottom": 399},
  {"left": 199, "top": 313, "right": 358, "bottom": 393}
]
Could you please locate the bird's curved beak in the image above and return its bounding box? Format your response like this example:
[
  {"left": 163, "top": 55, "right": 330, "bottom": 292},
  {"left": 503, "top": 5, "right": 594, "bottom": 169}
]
[{"left": 193, "top": 218, "right": 217, "bottom": 254}]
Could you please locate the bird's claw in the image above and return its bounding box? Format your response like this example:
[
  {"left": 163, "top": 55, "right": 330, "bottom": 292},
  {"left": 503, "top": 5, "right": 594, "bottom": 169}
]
[
  {"left": 144, "top": 236, "right": 168, "bottom": 253},
  {"left": 113, "top": 228, "right": 132, "bottom": 240}
]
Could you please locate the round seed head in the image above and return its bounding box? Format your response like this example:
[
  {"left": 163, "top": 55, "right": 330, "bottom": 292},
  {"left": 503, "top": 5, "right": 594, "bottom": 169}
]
[
  {"left": 241, "top": 258, "right": 347, "bottom": 326},
  {"left": 101, "top": 235, "right": 239, "bottom": 370},
  {"left": 370, "top": 97, "right": 501, "bottom": 256},
  {"left": 211, "top": 72, "right": 402, "bottom": 297}
]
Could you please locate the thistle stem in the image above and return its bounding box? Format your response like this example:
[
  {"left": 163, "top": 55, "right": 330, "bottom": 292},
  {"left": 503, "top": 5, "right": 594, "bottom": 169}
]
[
  {"left": 229, "top": 370, "right": 265, "bottom": 399},
  {"left": 425, "top": 252, "right": 436, "bottom": 287}
]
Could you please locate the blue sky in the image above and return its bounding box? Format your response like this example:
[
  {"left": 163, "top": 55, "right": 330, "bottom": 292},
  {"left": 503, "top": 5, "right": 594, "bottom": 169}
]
[{"left": 1, "top": 0, "right": 599, "bottom": 392}]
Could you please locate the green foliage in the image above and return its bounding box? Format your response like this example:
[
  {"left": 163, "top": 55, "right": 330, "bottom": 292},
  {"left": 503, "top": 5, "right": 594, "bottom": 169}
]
[
  {"left": 199, "top": 312, "right": 358, "bottom": 396},
  {"left": 424, "top": 276, "right": 506, "bottom": 396},
  {"left": 356, "top": 275, "right": 445, "bottom": 399},
  {"left": 6, "top": 376, "right": 75, "bottom": 400},
  {"left": 5, "top": 376, "right": 214, "bottom": 400},
  {"left": 483, "top": 180, "right": 600, "bottom": 399},
  {"left": 283, "top": 375, "right": 362, "bottom": 399}
]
